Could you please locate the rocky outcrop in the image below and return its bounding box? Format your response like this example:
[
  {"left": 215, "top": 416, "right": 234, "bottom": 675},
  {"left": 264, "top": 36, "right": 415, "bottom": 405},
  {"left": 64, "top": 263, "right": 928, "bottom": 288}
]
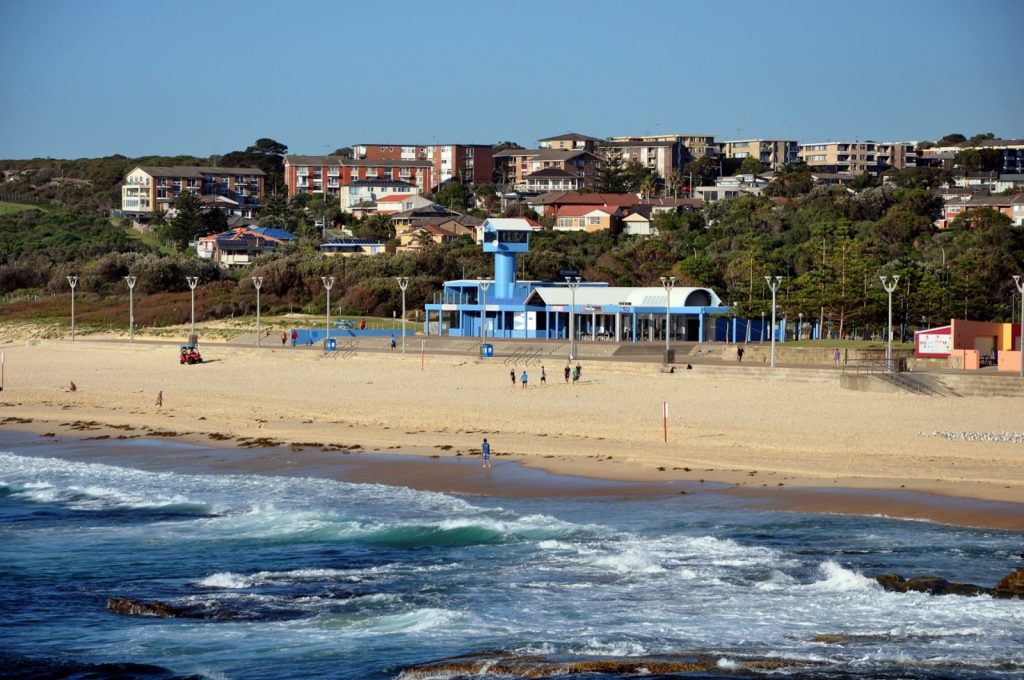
[
  {"left": 875, "top": 569, "right": 1024, "bottom": 599},
  {"left": 874, "top": 573, "right": 989, "bottom": 596},
  {"left": 106, "top": 597, "right": 235, "bottom": 620},
  {"left": 994, "top": 568, "right": 1024, "bottom": 599},
  {"left": 397, "top": 652, "right": 809, "bottom": 678}
]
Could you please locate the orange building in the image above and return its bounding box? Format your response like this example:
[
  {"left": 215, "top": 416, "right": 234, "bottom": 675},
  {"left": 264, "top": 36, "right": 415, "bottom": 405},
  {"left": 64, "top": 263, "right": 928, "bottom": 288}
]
[{"left": 916, "top": 319, "right": 1022, "bottom": 372}]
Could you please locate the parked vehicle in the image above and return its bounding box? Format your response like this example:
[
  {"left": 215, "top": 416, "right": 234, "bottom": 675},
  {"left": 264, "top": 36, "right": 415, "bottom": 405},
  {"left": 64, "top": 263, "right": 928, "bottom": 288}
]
[{"left": 179, "top": 344, "right": 203, "bottom": 365}]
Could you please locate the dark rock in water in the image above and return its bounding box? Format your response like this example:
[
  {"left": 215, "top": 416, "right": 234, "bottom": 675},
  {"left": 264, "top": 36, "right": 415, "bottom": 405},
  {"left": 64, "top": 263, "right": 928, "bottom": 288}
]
[
  {"left": 874, "top": 573, "right": 990, "bottom": 596},
  {"left": 106, "top": 597, "right": 236, "bottom": 620},
  {"left": 0, "top": 652, "right": 203, "bottom": 679},
  {"left": 994, "top": 567, "right": 1024, "bottom": 599},
  {"left": 397, "top": 651, "right": 809, "bottom": 678}
]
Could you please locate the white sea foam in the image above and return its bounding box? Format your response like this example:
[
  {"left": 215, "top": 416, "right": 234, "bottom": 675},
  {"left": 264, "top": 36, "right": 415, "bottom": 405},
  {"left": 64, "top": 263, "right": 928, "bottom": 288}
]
[
  {"left": 348, "top": 607, "right": 460, "bottom": 633},
  {"left": 570, "top": 638, "right": 649, "bottom": 657},
  {"left": 196, "top": 572, "right": 254, "bottom": 589},
  {"left": 804, "top": 560, "right": 878, "bottom": 592}
]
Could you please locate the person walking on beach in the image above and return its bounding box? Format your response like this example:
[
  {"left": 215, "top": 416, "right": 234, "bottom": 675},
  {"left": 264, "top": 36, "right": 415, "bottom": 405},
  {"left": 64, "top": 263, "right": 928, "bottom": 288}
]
[
  {"left": 281, "top": 331, "right": 287, "bottom": 346},
  {"left": 737, "top": 346, "right": 744, "bottom": 363},
  {"left": 540, "top": 366, "right": 546, "bottom": 385},
  {"left": 576, "top": 363, "right": 582, "bottom": 380},
  {"left": 833, "top": 347, "right": 841, "bottom": 368},
  {"left": 564, "top": 364, "right": 571, "bottom": 384},
  {"left": 290, "top": 329, "right": 297, "bottom": 347},
  {"left": 572, "top": 365, "right": 580, "bottom": 384},
  {"left": 521, "top": 370, "right": 528, "bottom": 389},
  {"left": 155, "top": 390, "right": 163, "bottom": 408},
  {"left": 390, "top": 335, "right": 397, "bottom": 351},
  {"left": 360, "top": 318, "right": 366, "bottom": 331},
  {"left": 481, "top": 438, "right": 491, "bottom": 469},
  {"left": 510, "top": 369, "right": 516, "bottom": 387}
]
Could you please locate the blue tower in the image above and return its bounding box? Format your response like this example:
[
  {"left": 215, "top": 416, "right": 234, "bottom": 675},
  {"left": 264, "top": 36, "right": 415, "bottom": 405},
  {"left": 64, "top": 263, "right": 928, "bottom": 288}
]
[{"left": 481, "top": 219, "right": 530, "bottom": 300}]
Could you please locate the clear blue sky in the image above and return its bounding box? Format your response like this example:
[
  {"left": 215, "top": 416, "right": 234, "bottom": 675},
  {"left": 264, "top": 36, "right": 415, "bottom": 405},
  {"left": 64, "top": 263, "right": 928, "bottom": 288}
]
[{"left": 1, "top": 0, "right": 1021, "bottom": 159}]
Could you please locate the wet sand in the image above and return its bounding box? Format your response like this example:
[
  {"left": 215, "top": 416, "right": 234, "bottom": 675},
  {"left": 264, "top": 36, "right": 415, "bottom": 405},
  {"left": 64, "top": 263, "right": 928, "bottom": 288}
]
[{"left": 0, "top": 339, "right": 1022, "bottom": 530}]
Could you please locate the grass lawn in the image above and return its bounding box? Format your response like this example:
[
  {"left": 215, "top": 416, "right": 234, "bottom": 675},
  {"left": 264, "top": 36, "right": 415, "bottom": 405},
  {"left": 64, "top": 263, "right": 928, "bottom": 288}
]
[{"left": 0, "top": 201, "right": 42, "bottom": 215}]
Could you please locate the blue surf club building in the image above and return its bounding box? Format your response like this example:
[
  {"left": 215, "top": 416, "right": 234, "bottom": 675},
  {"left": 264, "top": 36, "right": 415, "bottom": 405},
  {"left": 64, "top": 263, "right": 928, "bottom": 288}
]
[{"left": 423, "top": 219, "right": 736, "bottom": 343}]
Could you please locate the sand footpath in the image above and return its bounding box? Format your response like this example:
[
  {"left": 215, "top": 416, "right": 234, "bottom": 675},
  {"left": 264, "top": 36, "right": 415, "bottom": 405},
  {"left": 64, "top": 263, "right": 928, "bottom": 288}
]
[{"left": 1, "top": 338, "right": 1022, "bottom": 529}]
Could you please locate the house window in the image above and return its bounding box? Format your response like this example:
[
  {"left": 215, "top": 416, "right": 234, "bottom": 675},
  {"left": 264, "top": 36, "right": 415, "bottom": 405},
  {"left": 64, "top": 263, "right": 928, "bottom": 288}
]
[{"left": 587, "top": 216, "right": 600, "bottom": 225}]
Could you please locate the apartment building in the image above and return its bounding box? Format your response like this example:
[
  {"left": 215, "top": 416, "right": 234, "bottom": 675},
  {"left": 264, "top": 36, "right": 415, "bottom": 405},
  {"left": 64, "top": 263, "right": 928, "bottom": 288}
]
[
  {"left": 606, "top": 133, "right": 718, "bottom": 163},
  {"left": 121, "top": 166, "right": 265, "bottom": 221},
  {"left": 718, "top": 139, "right": 799, "bottom": 170},
  {"left": 537, "top": 132, "right": 604, "bottom": 152},
  {"left": 493, "top": 148, "right": 600, "bottom": 190},
  {"left": 599, "top": 139, "right": 682, "bottom": 179},
  {"left": 352, "top": 143, "right": 495, "bottom": 188},
  {"left": 798, "top": 141, "right": 917, "bottom": 175},
  {"left": 918, "top": 139, "right": 1024, "bottom": 174},
  {"left": 282, "top": 155, "right": 433, "bottom": 198}
]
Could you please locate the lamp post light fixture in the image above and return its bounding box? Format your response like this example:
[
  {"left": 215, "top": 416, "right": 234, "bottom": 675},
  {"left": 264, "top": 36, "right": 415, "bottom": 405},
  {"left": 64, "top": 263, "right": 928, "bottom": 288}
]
[
  {"left": 125, "top": 276, "right": 137, "bottom": 343},
  {"left": 1013, "top": 275, "right": 1024, "bottom": 378},
  {"left": 659, "top": 276, "right": 676, "bottom": 361},
  {"left": 765, "top": 275, "right": 783, "bottom": 368},
  {"left": 565, "top": 276, "right": 582, "bottom": 360},
  {"left": 478, "top": 278, "right": 491, "bottom": 344},
  {"left": 396, "top": 276, "right": 409, "bottom": 354},
  {"left": 67, "top": 276, "right": 78, "bottom": 342},
  {"left": 321, "top": 276, "right": 335, "bottom": 347},
  {"left": 252, "top": 277, "right": 263, "bottom": 348},
  {"left": 185, "top": 276, "right": 199, "bottom": 342},
  {"left": 880, "top": 275, "right": 900, "bottom": 371}
]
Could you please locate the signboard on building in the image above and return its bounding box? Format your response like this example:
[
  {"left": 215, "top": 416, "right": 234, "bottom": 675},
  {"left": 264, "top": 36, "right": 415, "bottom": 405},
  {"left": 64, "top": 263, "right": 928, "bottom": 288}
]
[
  {"left": 916, "top": 327, "right": 952, "bottom": 357},
  {"left": 583, "top": 305, "right": 602, "bottom": 312}
]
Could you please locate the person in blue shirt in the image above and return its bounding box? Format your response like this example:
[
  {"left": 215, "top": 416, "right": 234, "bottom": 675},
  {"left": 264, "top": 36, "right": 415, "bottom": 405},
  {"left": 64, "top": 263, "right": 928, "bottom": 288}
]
[
  {"left": 481, "top": 438, "right": 491, "bottom": 469},
  {"left": 520, "top": 370, "right": 528, "bottom": 389},
  {"left": 390, "top": 335, "right": 396, "bottom": 351}
]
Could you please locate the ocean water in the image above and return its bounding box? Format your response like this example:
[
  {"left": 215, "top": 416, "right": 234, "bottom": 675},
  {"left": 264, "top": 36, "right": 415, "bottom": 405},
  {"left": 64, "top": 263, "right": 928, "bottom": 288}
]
[{"left": 1, "top": 441, "right": 1022, "bottom": 680}]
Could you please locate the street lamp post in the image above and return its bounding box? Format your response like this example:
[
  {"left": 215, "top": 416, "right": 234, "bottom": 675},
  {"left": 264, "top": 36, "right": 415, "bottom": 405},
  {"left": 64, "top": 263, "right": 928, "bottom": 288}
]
[
  {"left": 252, "top": 277, "right": 263, "bottom": 348},
  {"left": 798, "top": 312, "right": 803, "bottom": 342},
  {"left": 125, "top": 276, "right": 136, "bottom": 343},
  {"left": 67, "top": 276, "right": 78, "bottom": 342},
  {"left": 565, "top": 276, "right": 581, "bottom": 360},
  {"left": 478, "top": 278, "right": 491, "bottom": 344},
  {"left": 765, "top": 275, "right": 782, "bottom": 368},
  {"left": 659, "top": 276, "right": 676, "bottom": 363},
  {"left": 880, "top": 275, "right": 900, "bottom": 371},
  {"left": 185, "top": 276, "right": 199, "bottom": 343},
  {"left": 396, "top": 277, "right": 409, "bottom": 354},
  {"left": 321, "top": 276, "right": 335, "bottom": 347},
  {"left": 1013, "top": 275, "right": 1024, "bottom": 378}
]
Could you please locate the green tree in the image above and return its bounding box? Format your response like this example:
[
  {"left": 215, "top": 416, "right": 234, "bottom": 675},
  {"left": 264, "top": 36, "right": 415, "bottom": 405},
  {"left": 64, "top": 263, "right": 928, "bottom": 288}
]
[
  {"left": 682, "top": 157, "right": 718, "bottom": 187},
  {"left": 162, "top": 191, "right": 205, "bottom": 250},
  {"left": 954, "top": 148, "right": 1003, "bottom": 172},
  {"left": 737, "top": 156, "right": 765, "bottom": 175},
  {"left": 353, "top": 214, "right": 394, "bottom": 241},
  {"left": 433, "top": 182, "right": 471, "bottom": 212},
  {"left": 968, "top": 132, "right": 995, "bottom": 144},
  {"left": 623, "top": 159, "right": 653, "bottom": 193},
  {"left": 596, "top": 148, "right": 628, "bottom": 193},
  {"left": 936, "top": 133, "right": 966, "bottom": 146}
]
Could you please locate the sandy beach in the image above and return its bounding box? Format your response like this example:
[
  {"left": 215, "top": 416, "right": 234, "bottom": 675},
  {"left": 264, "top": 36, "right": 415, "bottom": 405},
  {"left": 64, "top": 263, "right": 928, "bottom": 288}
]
[{"left": 1, "top": 335, "right": 1022, "bottom": 530}]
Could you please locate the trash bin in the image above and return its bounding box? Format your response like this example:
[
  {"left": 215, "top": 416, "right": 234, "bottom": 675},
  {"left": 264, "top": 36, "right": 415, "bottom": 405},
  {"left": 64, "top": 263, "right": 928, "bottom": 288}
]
[
  {"left": 480, "top": 343, "right": 493, "bottom": 358},
  {"left": 325, "top": 338, "right": 336, "bottom": 352}
]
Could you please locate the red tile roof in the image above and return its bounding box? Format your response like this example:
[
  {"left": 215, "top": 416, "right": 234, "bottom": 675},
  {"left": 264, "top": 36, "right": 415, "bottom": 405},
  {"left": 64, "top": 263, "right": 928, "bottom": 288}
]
[
  {"left": 555, "top": 205, "right": 617, "bottom": 217},
  {"left": 377, "top": 194, "right": 414, "bottom": 203}
]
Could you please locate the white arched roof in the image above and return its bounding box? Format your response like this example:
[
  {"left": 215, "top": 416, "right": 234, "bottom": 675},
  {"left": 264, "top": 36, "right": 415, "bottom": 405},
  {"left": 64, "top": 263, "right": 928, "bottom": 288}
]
[{"left": 525, "top": 286, "right": 724, "bottom": 310}]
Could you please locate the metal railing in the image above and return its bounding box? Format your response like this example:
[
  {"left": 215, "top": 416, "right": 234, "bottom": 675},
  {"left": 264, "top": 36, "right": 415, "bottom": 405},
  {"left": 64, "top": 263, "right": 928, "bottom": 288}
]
[{"left": 844, "top": 359, "right": 944, "bottom": 396}]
